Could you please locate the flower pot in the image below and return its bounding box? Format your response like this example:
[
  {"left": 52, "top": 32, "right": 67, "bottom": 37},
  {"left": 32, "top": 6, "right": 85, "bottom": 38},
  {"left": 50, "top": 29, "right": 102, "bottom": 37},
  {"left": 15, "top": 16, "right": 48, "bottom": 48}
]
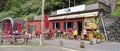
[
  {"left": 96, "top": 34, "right": 101, "bottom": 44},
  {"left": 96, "top": 39, "right": 101, "bottom": 44}
]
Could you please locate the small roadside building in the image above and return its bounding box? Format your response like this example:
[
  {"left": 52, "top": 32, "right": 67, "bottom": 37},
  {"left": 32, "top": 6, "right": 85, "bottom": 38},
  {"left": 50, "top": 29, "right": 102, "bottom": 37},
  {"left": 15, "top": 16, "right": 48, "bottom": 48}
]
[
  {"left": 48, "top": 2, "right": 111, "bottom": 35},
  {"left": 26, "top": 2, "right": 111, "bottom": 36}
]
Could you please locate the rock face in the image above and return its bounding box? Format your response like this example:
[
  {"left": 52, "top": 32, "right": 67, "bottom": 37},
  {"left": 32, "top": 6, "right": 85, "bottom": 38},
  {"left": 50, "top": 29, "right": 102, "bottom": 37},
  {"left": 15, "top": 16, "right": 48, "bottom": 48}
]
[{"left": 106, "top": 17, "right": 120, "bottom": 42}]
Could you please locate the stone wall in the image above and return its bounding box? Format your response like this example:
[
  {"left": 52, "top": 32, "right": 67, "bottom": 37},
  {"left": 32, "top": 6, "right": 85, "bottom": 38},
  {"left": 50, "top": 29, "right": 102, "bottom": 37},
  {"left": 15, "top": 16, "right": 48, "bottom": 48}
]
[{"left": 105, "top": 17, "right": 120, "bottom": 42}]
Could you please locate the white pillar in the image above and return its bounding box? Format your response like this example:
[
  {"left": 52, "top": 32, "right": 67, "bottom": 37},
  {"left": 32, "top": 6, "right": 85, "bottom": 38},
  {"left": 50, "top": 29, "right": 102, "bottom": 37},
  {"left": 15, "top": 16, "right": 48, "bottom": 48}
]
[{"left": 40, "top": 0, "right": 45, "bottom": 45}]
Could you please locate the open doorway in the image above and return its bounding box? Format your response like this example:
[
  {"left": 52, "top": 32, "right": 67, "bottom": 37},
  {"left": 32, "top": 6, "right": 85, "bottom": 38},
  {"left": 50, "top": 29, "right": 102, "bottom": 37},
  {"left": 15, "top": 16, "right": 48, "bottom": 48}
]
[{"left": 77, "top": 21, "right": 82, "bottom": 35}]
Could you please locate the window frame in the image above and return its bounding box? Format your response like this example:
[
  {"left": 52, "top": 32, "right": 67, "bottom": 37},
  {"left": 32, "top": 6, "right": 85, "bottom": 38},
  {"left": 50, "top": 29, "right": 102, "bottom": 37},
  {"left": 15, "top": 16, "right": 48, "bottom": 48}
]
[
  {"left": 53, "top": 22, "right": 60, "bottom": 29},
  {"left": 64, "top": 21, "right": 73, "bottom": 30}
]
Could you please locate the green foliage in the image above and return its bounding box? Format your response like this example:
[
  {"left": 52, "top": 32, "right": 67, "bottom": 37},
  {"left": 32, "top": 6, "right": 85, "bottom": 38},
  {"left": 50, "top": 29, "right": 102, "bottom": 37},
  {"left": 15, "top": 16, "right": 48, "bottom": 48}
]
[
  {"left": 23, "top": 22, "right": 27, "bottom": 32},
  {"left": 101, "top": 33, "right": 105, "bottom": 39},
  {"left": 0, "top": 11, "right": 15, "bottom": 19},
  {"left": 0, "top": 0, "right": 41, "bottom": 19},
  {"left": 85, "top": 0, "right": 96, "bottom": 4},
  {"left": 22, "top": 13, "right": 36, "bottom": 19},
  {"left": 93, "top": 30, "right": 100, "bottom": 35},
  {"left": 111, "top": 0, "right": 120, "bottom": 16},
  {"left": 93, "top": 30, "right": 97, "bottom": 35},
  {"left": 45, "top": 0, "right": 65, "bottom": 13},
  {"left": 95, "top": 17, "right": 99, "bottom": 24},
  {"left": 0, "top": 0, "right": 97, "bottom": 19},
  {"left": 5, "top": 0, "right": 27, "bottom": 11}
]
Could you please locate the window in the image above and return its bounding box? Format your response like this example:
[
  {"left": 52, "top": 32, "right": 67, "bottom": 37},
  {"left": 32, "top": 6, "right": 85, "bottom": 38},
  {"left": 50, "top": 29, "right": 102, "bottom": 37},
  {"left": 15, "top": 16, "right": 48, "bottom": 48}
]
[
  {"left": 64, "top": 22, "right": 73, "bottom": 30},
  {"left": 53, "top": 22, "right": 60, "bottom": 29},
  {"left": 29, "top": 25, "right": 36, "bottom": 33}
]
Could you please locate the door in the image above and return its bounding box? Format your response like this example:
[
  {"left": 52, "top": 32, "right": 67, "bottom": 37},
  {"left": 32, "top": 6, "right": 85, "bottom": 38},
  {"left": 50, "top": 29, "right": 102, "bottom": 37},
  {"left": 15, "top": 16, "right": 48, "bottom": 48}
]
[{"left": 77, "top": 21, "right": 82, "bottom": 35}]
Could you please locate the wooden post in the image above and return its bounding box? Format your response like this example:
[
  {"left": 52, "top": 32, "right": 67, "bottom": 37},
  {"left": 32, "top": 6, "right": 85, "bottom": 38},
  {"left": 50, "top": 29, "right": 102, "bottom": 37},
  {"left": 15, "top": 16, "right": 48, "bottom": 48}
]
[
  {"left": 80, "top": 32, "right": 84, "bottom": 48},
  {"left": 14, "top": 37, "right": 17, "bottom": 42},
  {"left": 24, "top": 37, "right": 28, "bottom": 44},
  {"left": 24, "top": 34, "right": 29, "bottom": 44}
]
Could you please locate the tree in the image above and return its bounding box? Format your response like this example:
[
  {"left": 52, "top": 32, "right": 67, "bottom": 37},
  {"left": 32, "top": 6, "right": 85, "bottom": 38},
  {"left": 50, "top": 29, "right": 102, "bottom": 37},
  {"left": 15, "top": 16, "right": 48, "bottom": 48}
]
[
  {"left": 1, "top": 0, "right": 41, "bottom": 18},
  {"left": 5, "top": 0, "right": 27, "bottom": 11},
  {"left": 0, "top": 0, "right": 96, "bottom": 19}
]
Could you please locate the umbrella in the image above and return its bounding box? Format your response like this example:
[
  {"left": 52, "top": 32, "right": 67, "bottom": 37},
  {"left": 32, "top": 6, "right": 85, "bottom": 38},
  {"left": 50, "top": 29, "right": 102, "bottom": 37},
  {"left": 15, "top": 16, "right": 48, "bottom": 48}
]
[
  {"left": 4, "top": 22, "right": 8, "bottom": 35},
  {"left": 44, "top": 15, "right": 49, "bottom": 29},
  {"left": 19, "top": 22, "right": 22, "bottom": 33},
  {"left": 17, "top": 21, "right": 22, "bottom": 33},
  {"left": 9, "top": 22, "right": 13, "bottom": 35}
]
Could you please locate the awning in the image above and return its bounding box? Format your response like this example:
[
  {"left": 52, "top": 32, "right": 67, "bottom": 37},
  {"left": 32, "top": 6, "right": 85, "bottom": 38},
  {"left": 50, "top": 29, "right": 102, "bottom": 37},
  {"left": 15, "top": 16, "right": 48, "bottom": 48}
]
[{"left": 48, "top": 11, "right": 99, "bottom": 20}]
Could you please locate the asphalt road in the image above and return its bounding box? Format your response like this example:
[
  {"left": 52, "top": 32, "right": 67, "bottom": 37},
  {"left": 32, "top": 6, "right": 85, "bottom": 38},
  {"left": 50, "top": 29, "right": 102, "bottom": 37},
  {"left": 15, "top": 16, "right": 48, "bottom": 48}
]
[
  {"left": 1, "top": 38, "right": 120, "bottom": 51},
  {"left": 0, "top": 45, "right": 76, "bottom": 51}
]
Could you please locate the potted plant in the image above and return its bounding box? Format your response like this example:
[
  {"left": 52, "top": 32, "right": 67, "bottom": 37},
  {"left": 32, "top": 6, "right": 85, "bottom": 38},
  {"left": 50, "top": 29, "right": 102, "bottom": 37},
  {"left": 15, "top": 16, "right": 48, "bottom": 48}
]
[
  {"left": 100, "top": 33, "right": 105, "bottom": 42},
  {"left": 93, "top": 29, "right": 101, "bottom": 44}
]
